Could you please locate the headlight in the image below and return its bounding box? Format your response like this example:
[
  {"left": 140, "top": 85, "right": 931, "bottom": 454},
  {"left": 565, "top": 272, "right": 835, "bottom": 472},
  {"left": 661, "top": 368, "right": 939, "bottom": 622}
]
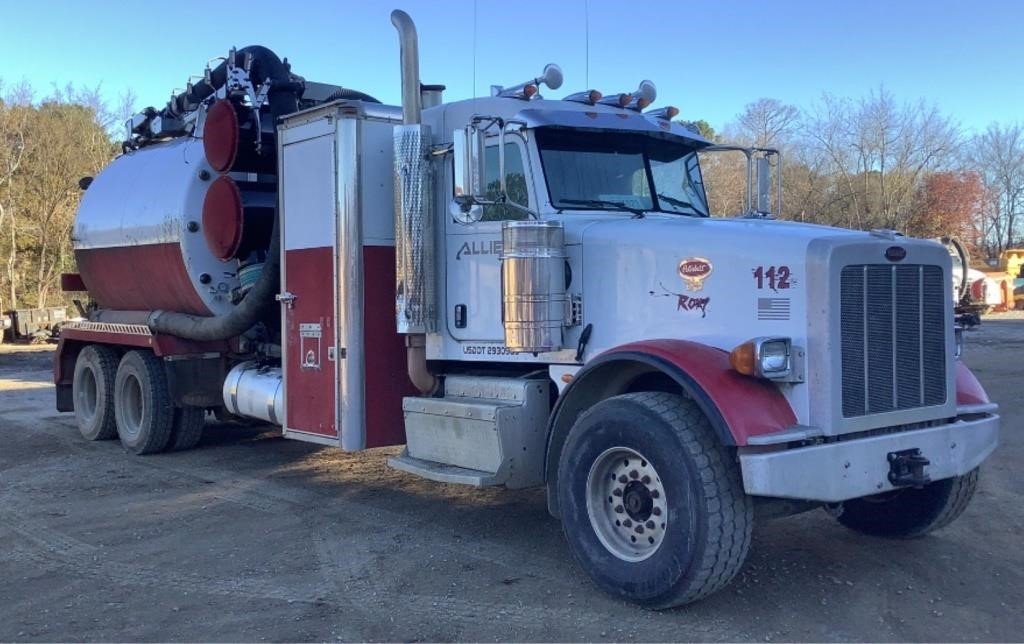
[
  {"left": 730, "top": 337, "right": 793, "bottom": 380},
  {"left": 954, "top": 326, "right": 964, "bottom": 360}
]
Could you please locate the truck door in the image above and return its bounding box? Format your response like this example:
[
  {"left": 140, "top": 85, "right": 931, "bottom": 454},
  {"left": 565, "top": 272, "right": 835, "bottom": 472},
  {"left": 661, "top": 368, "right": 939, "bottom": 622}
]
[
  {"left": 280, "top": 128, "right": 339, "bottom": 443},
  {"left": 445, "top": 141, "right": 531, "bottom": 342}
]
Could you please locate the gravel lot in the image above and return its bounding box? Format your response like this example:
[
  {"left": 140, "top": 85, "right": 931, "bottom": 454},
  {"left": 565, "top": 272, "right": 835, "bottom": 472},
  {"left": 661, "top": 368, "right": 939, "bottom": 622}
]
[{"left": 0, "top": 318, "right": 1021, "bottom": 642}]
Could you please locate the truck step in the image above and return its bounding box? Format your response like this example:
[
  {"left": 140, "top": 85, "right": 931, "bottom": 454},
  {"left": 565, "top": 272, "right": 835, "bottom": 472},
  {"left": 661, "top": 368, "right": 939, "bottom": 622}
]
[
  {"left": 388, "top": 451, "right": 502, "bottom": 487},
  {"left": 396, "top": 375, "right": 551, "bottom": 488}
]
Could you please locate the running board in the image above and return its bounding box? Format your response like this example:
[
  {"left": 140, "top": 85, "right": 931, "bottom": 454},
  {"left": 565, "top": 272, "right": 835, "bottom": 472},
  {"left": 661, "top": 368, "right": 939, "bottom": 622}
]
[{"left": 388, "top": 451, "right": 502, "bottom": 487}]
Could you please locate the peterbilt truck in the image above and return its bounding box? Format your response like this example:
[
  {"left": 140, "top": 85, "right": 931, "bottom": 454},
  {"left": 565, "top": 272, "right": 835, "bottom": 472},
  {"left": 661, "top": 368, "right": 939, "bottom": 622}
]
[{"left": 54, "top": 10, "right": 999, "bottom": 608}]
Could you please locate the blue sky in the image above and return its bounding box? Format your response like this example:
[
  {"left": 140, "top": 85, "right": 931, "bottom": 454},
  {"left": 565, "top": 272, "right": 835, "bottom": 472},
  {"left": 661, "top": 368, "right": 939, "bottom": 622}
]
[{"left": 1, "top": 0, "right": 1021, "bottom": 135}]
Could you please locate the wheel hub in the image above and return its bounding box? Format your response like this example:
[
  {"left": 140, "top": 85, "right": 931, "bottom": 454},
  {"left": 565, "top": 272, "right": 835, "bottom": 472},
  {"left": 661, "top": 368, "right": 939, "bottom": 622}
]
[
  {"left": 586, "top": 447, "right": 668, "bottom": 562},
  {"left": 622, "top": 481, "right": 654, "bottom": 521}
]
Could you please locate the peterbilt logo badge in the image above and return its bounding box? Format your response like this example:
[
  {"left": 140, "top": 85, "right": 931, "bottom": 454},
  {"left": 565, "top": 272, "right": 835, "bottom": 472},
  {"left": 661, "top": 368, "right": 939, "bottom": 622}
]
[{"left": 678, "top": 257, "right": 713, "bottom": 291}]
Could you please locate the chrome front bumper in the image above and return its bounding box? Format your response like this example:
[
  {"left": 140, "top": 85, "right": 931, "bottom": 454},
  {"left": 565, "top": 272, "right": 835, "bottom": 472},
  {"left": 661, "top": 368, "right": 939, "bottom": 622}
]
[{"left": 739, "top": 405, "right": 999, "bottom": 502}]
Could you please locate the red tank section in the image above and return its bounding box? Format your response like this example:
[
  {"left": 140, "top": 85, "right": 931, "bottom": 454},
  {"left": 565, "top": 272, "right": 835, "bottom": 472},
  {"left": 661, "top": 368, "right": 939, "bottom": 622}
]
[{"left": 75, "top": 242, "right": 212, "bottom": 316}]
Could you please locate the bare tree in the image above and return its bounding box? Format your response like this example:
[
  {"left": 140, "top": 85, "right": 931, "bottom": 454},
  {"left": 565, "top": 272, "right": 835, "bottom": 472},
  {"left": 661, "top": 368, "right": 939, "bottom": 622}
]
[
  {"left": 964, "top": 123, "right": 1024, "bottom": 257},
  {"left": 802, "top": 87, "right": 959, "bottom": 232},
  {"left": 702, "top": 98, "right": 801, "bottom": 217},
  {"left": 735, "top": 98, "right": 800, "bottom": 148}
]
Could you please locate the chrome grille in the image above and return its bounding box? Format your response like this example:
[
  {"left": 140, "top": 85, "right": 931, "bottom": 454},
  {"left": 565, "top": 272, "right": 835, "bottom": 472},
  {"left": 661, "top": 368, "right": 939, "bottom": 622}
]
[{"left": 840, "top": 264, "right": 946, "bottom": 418}]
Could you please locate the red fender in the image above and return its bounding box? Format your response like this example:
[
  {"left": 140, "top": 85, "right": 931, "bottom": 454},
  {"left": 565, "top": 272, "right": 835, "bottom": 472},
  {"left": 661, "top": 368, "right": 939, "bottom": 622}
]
[
  {"left": 544, "top": 338, "right": 798, "bottom": 516},
  {"left": 955, "top": 361, "right": 990, "bottom": 406},
  {"left": 602, "top": 340, "right": 797, "bottom": 445}
]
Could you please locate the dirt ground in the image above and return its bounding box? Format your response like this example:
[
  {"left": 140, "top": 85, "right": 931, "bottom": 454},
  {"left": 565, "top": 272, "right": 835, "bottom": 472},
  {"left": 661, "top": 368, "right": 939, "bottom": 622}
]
[{"left": 0, "top": 319, "right": 1021, "bottom": 643}]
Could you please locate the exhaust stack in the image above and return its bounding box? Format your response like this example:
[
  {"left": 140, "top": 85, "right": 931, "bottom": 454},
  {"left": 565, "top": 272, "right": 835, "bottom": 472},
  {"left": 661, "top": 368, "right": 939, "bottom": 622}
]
[
  {"left": 392, "top": 10, "right": 422, "bottom": 125},
  {"left": 391, "top": 9, "right": 438, "bottom": 395}
]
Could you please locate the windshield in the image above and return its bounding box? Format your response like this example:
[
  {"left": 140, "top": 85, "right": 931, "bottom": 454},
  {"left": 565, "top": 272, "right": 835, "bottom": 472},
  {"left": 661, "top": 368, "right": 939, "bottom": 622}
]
[{"left": 535, "top": 129, "right": 709, "bottom": 217}]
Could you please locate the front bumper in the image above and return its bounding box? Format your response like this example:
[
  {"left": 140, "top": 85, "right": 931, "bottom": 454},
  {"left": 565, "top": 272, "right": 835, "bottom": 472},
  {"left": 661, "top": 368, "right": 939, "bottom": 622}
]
[{"left": 739, "top": 405, "right": 999, "bottom": 502}]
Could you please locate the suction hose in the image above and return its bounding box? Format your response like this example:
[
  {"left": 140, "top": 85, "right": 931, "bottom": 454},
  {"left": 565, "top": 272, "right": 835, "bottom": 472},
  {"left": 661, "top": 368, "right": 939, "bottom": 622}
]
[{"left": 149, "top": 214, "right": 280, "bottom": 341}]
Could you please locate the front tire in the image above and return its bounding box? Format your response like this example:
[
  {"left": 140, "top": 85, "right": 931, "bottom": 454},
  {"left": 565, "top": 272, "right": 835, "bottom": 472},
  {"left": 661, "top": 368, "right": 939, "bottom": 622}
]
[
  {"left": 836, "top": 469, "right": 979, "bottom": 538},
  {"left": 557, "top": 392, "right": 753, "bottom": 608},
  {"left": 72, "top": 345, "right": 120, "bottom": 441},
  {"left": 114, "top": 350, "right": 174, "bottom": 455}
]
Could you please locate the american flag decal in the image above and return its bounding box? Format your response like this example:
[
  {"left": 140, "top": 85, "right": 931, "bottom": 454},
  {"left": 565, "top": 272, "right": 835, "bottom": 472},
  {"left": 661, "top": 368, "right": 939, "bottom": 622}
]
[{"left": 757, "top": 298, "right": 790, "bottom": 321}]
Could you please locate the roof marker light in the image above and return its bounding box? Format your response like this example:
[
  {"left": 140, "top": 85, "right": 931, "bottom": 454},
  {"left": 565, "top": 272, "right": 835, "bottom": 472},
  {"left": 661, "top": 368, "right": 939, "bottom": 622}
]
[
  {"left": 645, "top": 105, "right": 680, "bottom": 121},
  {"left": 626, "top": 80, "right": 657, "bottom": 111},
  {"left": 598, "top": 93, "right": 631, "bottom": 108},
  {"left": 563, "top": 89, "right": 603, "bottom": 105}
]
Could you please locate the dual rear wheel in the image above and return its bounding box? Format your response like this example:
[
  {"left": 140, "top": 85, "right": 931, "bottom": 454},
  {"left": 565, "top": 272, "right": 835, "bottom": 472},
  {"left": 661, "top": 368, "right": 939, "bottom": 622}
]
[{"left": 73, "top": 346, "right": 204, "bottom": 453}]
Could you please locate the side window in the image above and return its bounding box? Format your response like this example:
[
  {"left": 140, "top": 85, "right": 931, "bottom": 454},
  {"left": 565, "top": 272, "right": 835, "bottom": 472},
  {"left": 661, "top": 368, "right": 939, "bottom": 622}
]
[{"left": 482, "top": 143, "right": 529, "bottom": 221}]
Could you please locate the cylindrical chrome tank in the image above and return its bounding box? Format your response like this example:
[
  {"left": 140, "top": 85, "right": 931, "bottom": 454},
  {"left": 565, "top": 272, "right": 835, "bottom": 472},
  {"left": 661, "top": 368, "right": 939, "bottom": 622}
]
[
  {"left": 222, "top": 361, "right": 283, "bottom": 425},
  {"left": 74, "top": 137, "right": 240, "bottom": 316},
  {"left": 501, "top": 220, "right": 567, "bottom": 353}
]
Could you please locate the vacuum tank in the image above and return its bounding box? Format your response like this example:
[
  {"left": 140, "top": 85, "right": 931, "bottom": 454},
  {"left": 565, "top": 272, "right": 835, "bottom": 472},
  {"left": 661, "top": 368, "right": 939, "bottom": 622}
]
[
  {"left": 73, "top": 47, "right": 373, "bottom": 322},
  {"left": 74, "top": 135, "right": 251, "bottom": 316}
]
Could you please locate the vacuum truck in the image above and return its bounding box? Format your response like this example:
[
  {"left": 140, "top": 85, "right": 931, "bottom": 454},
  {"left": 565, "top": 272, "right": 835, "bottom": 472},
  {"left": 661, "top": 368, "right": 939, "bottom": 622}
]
[{"left": 54, "top": 10, "right": 1000, "bottom": 608}]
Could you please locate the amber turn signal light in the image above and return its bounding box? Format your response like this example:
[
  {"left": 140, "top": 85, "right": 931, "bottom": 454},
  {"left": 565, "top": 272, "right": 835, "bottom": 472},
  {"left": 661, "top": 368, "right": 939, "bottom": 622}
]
[{"left": 730, "top": 341, "right": 758, "bottom": 376}]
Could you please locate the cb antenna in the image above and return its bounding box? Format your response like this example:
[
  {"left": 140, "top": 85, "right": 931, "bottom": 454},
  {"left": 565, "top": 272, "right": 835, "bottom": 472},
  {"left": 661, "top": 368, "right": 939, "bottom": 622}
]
[
  {"left": 584, "top": 0, "right": 590, "bottom": 88},
  {"left": 473, "top": 0, "right": 478, "bottom": 100}
]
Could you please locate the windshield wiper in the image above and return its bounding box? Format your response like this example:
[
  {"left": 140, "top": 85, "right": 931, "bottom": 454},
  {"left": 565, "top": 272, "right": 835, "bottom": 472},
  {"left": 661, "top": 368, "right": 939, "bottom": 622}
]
[
  {"left": 656, "top": 192, "right": 702, "bottom": 216},
  {"left": 559, "top": 198, "right": 646, "bottom": 218}
]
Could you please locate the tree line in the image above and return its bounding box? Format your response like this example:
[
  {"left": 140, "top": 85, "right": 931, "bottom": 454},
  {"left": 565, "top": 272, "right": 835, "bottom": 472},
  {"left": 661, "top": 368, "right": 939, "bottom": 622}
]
[
  {"left": 0, "top": 82, "right": 126, "bottom": 312},
  {"left": 691, "top": 89, "right": 1024, "bottom": 263},
  {"left": 1, "top": 81, "right": 1022, "bottom": 312}
]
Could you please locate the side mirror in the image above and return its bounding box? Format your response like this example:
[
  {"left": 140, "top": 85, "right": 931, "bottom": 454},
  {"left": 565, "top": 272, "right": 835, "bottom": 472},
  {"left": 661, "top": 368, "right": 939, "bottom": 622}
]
[
  {"left": 755, "top": 156, "right": 771, "bottom": 214},
  {"left": 453, "top": 125, "right": 486, "bottom": 210}
]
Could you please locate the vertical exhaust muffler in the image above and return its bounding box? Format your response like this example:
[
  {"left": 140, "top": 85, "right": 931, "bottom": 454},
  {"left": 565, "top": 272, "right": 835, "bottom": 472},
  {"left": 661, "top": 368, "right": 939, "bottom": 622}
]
[{"left": 391, "top": 9, "right": 438, "bottom": 395}]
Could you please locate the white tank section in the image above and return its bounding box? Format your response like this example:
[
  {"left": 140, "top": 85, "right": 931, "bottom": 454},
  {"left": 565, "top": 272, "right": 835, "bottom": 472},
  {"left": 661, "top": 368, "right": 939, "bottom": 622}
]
[{"left": 74, "top": 137, "right": 240, "bottom": 315}]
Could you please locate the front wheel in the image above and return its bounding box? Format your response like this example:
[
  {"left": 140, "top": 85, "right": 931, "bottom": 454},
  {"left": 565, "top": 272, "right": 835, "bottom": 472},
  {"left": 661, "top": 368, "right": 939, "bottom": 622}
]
[
  {"left": 556, "top": 392, "right": 753, "bottom": 608},
  {"left": 836, "top": 469, "right": 979, "bottom": 538}
]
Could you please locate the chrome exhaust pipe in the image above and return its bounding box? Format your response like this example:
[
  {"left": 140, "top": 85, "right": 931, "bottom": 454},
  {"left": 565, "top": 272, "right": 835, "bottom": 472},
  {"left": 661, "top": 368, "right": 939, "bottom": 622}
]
[
  {"left": 391, "top": 9, "right": 438, "bottom": 395},
  {"left": 391, "top": 10, "right": 421, "bottom": 125}
]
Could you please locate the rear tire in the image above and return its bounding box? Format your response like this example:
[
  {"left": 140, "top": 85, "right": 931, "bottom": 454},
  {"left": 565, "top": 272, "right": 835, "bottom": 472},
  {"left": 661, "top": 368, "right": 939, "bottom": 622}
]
[
  {"left": 114, "top": 350, "right": 174, "bottom": 455},
  {"left": 72, "top": 345, "right": 120, "bottom": 440},
  {"left": 836, "top": 469, "right": 979, "bottom": 538},
  {"left": 168, "top": 407, "right": 205, "bottom": 451},
  {"left": 557, "top": 392, "right": 753, "bottom": 608}
]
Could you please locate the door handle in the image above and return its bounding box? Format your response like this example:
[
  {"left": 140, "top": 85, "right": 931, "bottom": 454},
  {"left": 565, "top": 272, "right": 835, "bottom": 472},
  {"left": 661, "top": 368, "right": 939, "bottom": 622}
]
[{"left": 276, "top": 291, "right": 297, "bottom": 309}]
